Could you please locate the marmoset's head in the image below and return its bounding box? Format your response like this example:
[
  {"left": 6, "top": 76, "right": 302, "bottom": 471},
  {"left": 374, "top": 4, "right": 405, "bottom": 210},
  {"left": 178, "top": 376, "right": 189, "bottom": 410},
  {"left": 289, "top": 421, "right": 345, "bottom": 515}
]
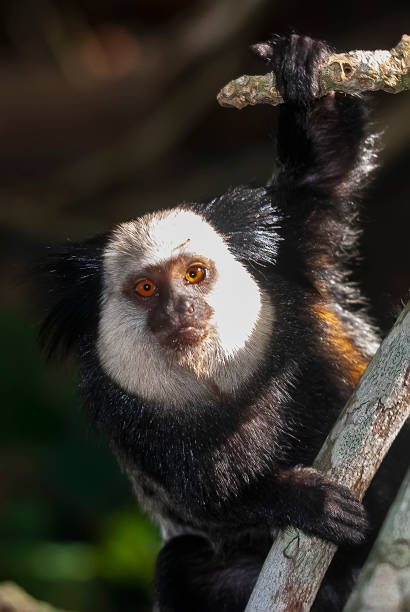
[
  {"left": 97, "top": 208, "right": 274, "bottom": 402},
  {"left": 40, "top": 192, "right": 279, "bottom": 406}
]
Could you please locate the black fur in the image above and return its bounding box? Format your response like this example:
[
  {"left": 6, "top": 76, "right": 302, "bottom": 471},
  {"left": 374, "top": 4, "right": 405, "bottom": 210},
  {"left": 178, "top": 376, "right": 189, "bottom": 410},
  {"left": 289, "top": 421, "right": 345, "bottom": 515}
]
[
  {"left": 38, "top": 234, "right": 108, "bottom": 358},
  {"left": 38, "top": 35, "right": 407, "bottom": 611}
]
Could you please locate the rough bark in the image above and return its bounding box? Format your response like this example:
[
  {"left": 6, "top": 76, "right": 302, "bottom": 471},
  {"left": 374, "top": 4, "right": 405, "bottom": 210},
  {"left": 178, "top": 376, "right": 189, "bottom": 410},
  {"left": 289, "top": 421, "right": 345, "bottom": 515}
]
[
  {"left": 344, "top": 465, "right": 410, "bottom": 611},
  {"left": 245, "top": 302, "right": 410, "bottom": 612},
  {"left": 218, "top": 35, "right": 410, "bottom": 109}
]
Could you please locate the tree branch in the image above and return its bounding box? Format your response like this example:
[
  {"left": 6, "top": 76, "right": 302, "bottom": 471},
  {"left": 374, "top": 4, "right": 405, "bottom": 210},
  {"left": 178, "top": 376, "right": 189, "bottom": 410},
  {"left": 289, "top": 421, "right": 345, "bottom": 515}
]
[
  {"left": 245, "top": 301, "right": 410, "bottom": 612},
  {"left": 218, "top": 35, "right": 410, "bottom": 109},
  {"left": 0, "top": 582, "right": 72, "bottom": 612},
  {"left": 344, "top": 466, "right": 410, "bottom": 611}
]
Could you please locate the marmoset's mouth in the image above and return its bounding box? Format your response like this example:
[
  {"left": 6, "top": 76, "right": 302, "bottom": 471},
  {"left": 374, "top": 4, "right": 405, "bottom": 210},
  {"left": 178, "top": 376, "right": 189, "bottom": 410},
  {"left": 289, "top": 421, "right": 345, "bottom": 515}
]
[{"left": 162, "top": 325, "right": 208, "bottom": 350}]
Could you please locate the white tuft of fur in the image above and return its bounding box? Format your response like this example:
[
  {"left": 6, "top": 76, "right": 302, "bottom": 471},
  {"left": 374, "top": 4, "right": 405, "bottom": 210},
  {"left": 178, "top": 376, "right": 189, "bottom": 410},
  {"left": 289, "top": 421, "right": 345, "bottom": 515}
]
[{"left": 97, "top": 208, "right": 275, "bottom": 407}]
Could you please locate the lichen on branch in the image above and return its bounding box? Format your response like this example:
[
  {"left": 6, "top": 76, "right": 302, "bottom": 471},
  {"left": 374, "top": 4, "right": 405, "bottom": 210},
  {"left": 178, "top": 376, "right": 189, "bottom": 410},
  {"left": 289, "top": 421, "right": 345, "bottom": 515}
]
[{"left": 217, "top": 35, "right": 410, "bottom": 109}]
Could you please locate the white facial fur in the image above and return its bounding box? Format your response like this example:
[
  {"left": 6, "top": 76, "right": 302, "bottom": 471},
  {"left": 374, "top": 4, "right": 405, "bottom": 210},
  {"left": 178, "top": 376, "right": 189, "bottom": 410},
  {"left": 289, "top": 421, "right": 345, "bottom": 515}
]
[{"left": 97, "top": 208, "right": 275, "bottom": 407}]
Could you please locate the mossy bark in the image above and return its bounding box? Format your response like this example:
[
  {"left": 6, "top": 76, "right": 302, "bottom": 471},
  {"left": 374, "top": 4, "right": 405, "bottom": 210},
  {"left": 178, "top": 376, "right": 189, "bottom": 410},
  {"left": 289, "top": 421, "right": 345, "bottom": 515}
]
[{"left": 218, "top": 35, "right": 410, "bottom": 109}]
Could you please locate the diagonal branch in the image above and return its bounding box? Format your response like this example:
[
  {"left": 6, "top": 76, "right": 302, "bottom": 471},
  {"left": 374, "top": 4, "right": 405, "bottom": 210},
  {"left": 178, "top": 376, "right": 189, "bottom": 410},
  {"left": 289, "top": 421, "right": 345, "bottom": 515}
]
[
  {"left": 343, "top": 466, "right": 410, "bottom": 611},
  {"left": 245, "top": 301, "right": 410, "bottom": 612},
  {"left": 218, "top": 35, "right": 410, "bottom": 109}
]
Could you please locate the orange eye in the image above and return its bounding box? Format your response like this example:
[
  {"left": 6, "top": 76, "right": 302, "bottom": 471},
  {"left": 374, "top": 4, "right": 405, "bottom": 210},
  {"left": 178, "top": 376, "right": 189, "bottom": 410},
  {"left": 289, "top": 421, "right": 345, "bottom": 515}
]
[
  {"left": 185, "top": 265, "right": 205, "bottom": 284},
  {"left": 136, "top": 279, "right": 156, "bottom": 297}
]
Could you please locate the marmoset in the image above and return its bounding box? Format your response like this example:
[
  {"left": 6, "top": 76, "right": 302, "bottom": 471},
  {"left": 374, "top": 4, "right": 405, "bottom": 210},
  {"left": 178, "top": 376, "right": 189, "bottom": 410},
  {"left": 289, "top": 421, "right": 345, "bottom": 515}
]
[{"left": 40, "top": 34, "right": 407, "bottom": 611}]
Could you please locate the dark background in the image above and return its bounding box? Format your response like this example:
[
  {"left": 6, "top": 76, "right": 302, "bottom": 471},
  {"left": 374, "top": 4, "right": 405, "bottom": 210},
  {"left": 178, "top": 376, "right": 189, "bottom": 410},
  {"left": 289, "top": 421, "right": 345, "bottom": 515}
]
[{"left": 1, "top": 1, "right": 409, "bottom": 610}]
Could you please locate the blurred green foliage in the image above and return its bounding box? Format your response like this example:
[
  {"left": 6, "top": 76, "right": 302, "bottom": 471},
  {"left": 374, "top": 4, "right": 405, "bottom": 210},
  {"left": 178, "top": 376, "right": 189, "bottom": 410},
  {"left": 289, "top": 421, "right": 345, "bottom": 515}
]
[{"left": 0, "top": 305, "right": 160, "bottom": 611}]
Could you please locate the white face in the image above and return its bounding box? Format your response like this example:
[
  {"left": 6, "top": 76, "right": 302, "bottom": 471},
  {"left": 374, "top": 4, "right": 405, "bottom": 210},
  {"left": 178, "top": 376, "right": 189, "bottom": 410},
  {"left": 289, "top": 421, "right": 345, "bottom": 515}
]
[{"left": 97, "top": 208, "right": 275, "bottom": 406}]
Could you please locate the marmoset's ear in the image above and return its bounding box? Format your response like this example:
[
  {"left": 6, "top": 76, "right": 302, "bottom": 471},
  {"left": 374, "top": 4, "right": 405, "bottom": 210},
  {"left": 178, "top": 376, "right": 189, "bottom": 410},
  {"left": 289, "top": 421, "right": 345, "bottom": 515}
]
[
  {"left": 37, "top": 234, "right": 108, "bottom": 359},
  {"left": 193, "top": 186, "right": 281, "bottom": 268}
]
